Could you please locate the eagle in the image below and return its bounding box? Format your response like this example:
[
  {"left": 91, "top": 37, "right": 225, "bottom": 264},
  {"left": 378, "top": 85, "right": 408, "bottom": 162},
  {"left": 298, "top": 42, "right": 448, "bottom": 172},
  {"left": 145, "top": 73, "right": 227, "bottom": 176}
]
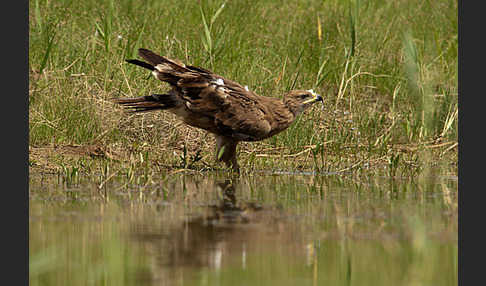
[{"left": 115, "top": 48, "right": 323, "bottom": 172}]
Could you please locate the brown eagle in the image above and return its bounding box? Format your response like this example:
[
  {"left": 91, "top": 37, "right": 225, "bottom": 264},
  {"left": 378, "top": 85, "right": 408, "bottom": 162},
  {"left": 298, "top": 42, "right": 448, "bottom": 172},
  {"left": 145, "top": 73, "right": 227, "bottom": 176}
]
[{"left": 115, "top": 48, "right": 323, "bottom": 172}]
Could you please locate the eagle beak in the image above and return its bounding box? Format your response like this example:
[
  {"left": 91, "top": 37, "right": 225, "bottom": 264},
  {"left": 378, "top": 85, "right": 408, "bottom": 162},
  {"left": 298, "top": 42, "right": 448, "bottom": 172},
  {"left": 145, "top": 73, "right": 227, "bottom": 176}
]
[{"left": 303, "top": 92, "right": 323, "bottom": 105}]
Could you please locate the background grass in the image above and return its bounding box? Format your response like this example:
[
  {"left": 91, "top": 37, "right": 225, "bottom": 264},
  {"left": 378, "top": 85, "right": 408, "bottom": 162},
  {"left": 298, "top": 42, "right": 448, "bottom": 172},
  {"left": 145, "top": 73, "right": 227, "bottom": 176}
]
[{"left": 29, "top": 0, "right": 458, "bottom": 175}]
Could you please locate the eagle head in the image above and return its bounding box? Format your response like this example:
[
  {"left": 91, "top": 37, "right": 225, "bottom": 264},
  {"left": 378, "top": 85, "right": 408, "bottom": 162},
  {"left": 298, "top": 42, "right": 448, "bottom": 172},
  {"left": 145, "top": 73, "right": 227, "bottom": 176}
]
[{"left": 284, "top": 89, "right": 323, "bottom": 116}]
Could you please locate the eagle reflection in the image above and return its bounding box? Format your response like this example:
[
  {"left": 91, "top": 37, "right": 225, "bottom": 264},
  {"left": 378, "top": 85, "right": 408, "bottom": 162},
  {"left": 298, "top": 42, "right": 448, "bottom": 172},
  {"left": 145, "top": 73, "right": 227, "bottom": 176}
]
[{"left": 132, "top": 178, "right": 272, "bottom": 280}]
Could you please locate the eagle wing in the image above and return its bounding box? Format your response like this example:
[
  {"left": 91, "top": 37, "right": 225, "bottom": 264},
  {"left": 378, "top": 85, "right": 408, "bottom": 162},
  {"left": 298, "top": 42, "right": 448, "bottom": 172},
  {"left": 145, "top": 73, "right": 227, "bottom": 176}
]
[
  {"left": 178, "top": 68, "right": 272, "bottom": 141},
  {"left": 135, "top": 48, "right": 273, "bottom": 141}
]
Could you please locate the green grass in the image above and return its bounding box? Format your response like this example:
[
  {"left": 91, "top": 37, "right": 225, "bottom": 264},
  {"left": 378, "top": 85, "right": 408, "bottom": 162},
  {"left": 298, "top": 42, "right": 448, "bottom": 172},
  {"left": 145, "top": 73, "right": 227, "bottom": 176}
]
[{"left": 29, "top": 0, "right": 458, "bottom": 174}]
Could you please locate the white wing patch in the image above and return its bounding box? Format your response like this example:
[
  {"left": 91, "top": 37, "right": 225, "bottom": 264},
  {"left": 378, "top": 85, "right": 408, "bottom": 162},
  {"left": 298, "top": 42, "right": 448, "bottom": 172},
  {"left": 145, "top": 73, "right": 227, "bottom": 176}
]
[
  {"left": 212, "top": 78, "right": 224, "bottom": 86},
  {"left": 155, "top": 64, "right": 166, "bottom": 72},
  {"left": 211, "top": 78, "right": 227, "bottom": 93}
]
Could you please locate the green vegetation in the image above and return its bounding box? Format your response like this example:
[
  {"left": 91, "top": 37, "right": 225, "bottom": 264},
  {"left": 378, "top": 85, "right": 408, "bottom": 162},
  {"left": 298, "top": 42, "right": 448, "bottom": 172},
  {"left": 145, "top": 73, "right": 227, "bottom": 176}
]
[{"left": 29, "top": 0, "right": 457, "bottom": 175}]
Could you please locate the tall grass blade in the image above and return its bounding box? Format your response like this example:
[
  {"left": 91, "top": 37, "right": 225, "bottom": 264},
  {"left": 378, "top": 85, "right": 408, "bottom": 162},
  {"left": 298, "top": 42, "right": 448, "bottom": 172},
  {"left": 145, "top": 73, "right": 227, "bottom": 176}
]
[
  {"left": 200, "top": 5, "right": 213, "bottom": 66},
  {"left": 348, "top": 1, "right": 357, "bottom": 58},
  {"left": 200, "top": 6, "right": 211, "bottom": 51},
  {"left": 34, "top": 0, "right": 42, "bottom": 31},
  {"left": 314, "top": 58, "right": 329, "bottom": 88},
  {"left": 288, "top": 47, "right": 305, "bottom": 91},
  {"left": 39, "top": 23, "right": 58, "bottom": 74},
  {"left": 103, "top": 0, "right": 114, "bottom": 52},
  {"left": 402, "top": 30, "right": 423, "bottom": 138},
  {"left": 211, "top": 1, "right": 227, "bottom": 26},
  {"left": 441, "top": 103, "right": 458, "bottom": 138}
]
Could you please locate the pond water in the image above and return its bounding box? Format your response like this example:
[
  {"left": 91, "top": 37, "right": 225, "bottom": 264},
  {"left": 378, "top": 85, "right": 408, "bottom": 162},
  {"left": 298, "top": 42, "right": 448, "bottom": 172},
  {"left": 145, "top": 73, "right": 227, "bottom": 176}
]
[{"left": 29, "top": 171, "right": 457, "bottom": 286}]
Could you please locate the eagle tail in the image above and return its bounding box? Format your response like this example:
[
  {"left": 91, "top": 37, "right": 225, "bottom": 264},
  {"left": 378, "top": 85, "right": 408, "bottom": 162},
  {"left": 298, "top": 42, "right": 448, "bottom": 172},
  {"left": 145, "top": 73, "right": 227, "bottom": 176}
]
[
  {"left": 113, "top": 94, "right": 178, "bottom": 113},
  {"left": 125, "top": 59, "right": 154, "bottom": 71},
  {"left": 137, "top": 48, "right": 190, "bottom": 72}
]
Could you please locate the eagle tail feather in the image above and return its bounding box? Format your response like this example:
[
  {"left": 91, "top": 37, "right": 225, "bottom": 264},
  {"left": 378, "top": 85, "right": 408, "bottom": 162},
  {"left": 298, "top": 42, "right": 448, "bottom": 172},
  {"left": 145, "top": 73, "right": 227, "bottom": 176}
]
[
  {"left": 114, "top": 94, "right": 178, "bottom": 113},
  {"left": 125, "top": 59, "right": 154, "bottom": 71},
  {"left": 138, "top": 48, "right": 189, "bottom": 72}
]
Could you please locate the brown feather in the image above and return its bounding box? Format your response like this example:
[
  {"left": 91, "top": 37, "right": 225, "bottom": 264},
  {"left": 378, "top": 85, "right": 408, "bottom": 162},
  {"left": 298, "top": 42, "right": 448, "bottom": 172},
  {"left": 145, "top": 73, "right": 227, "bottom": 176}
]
[
  {"left": 116, "top": 48, "right": 323, "bottom": 171},
  {"left": 138, "top": 48, "right": 189, "bottom": 73}
]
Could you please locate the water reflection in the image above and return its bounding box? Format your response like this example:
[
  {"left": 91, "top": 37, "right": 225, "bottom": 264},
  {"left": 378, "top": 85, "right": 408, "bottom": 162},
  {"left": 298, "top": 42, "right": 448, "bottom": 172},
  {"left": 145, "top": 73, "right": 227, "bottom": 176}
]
[
  {"left": 30, "top": 172, "right": 458, "bottom": 286},
  {"left": 132, "top": 178, "right": 279, "bottom": 284}
]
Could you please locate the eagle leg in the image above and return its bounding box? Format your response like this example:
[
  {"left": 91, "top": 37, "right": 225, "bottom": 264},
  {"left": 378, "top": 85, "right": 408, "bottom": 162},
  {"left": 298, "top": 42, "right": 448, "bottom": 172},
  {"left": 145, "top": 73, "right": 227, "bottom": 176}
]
[{"left": 215, "top": 135, "right": 240, "bottom": 172}]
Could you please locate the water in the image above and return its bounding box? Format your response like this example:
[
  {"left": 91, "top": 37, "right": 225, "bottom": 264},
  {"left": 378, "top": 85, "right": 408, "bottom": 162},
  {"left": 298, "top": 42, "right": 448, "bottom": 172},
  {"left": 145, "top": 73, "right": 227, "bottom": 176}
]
[{"left": 29, "top": 172, "right": 458, "bottom": 286}]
